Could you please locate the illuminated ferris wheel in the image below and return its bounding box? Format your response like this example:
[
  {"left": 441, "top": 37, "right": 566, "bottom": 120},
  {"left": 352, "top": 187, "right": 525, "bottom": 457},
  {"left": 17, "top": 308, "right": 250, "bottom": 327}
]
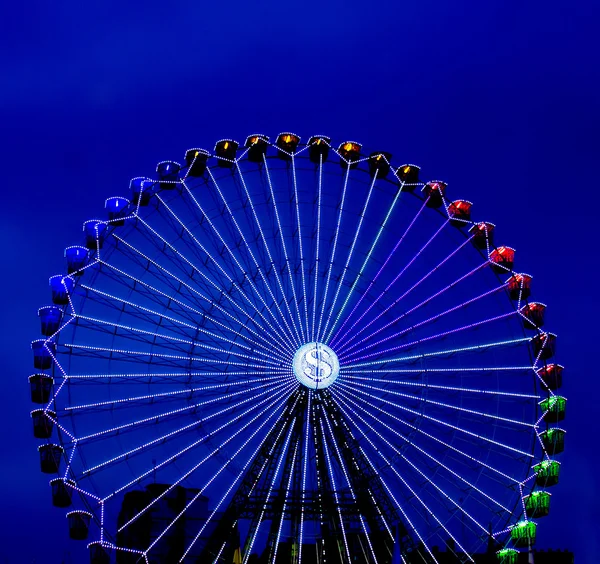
[{"left": 29, "top": 133, "right": 566, "bottom": 564}]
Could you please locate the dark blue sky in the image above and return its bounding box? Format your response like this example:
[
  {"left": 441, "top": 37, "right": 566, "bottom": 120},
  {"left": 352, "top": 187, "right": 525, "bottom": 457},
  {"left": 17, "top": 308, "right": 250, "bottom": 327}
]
[{"left": 1, "top": 1, "right": 598, "bottom": 562}]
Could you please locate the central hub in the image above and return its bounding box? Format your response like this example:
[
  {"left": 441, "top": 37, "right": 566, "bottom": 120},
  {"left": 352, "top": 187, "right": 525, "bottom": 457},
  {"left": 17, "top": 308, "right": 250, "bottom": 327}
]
[{"left": 292, "top": 342, "right": 340, "bottom": 390}]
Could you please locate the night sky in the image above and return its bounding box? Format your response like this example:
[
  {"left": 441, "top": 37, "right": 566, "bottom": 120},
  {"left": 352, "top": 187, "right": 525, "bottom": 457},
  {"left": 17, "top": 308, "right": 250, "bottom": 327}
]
[{"left": 1, "top": 1, "right": 598, "bottom": 562}]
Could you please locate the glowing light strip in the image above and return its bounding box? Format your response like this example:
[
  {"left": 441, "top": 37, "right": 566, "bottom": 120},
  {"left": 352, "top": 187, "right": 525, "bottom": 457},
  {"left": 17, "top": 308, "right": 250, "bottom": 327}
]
[
  {"left": 180, "top": 392, "right": 301, "bottom": 562},
  {"left": 321, "top": 402, "right": 379, "bottom": 563},
  {"left": 212, "top": 390, "right": 302, "bottom": 562},
  {"left": 97, "top": 259, "right": 285, "bottom": 361},
  {"left": 326, "top": 169, "right": 403, "bottom": 344},
  {"left": 331, "top": 200, "right": 428, "bottom": 349},
  {"left": 320, "top": 406, "right": 351, "bottom": 562},
  {"left": 336, "top": 385, "right": 522, "bottom": 481},
  {"left": 342, "top": 337, "right": 530, "bottom": 369},
  {"left": 332, "top": 388, "right": 511, "bottom": 512},
  {"left": 102, "top": 383, "right": 291, "bottom": 501},
  {"left": 65, "top": 369, "right": 290, "bottom": 380},
  {"left": 111, "top": 233, "right": 283, "bottom": 352},
  {"left": 63, "top": 439, "right": 78, "bottom": 480},
  {"left": 244, "top": 418, "right": 296, "bottom": 564},
  {"left": 291, "top": 155, "right": 311, "bottom": 342},
  {"left": 63, "top": 342, "right": 282, "bottom": 371},
  {"left": 311, "top": 155, "right": 323, "bottom": 343},
  {"left": 72, "top": 312, "right": 282, "bottom": 367},
  {"left": 234, "top": 161, "right": 303, "bottom": 347},
  {"left": 338, "top": 217, "right": 448, "bottom": 350},
  {"left": 316, "top": 165, "right": 351, "bottom": 342},
  {"left": 339, "top": 380, "right": 533, "bottom": 457},
  {"left": 272, "top": 438, "right": 300, "bottom": 563},
  {"left": 340, "top": 373, "right": 540, "bottom": 399},
  {"left": 199, "top": 172, "right": 299, "bottom": 349},
  {"left": 143, "top": 198, "right": 293, "bottom": 354},
  {"left": 324, "top": 394, "right": 393, "bottom": 539},
  {"left": 298, "top": 390, "right": 311, "bottom": 564},
  {"left": 339, "top": 220, "right": 461, "bottom": 350},
  {"left": 319, "top": 388, "right": 436, "bottom": 562},
  {"left": 41, "top": 343, "right": 77, "bottom": 441},
  {"left": 344, "top": 379, "right": 535, "bottom": 428},
  {"left": 117, "top": 383, "right": 294, "bottom": 531},
  {"left": 322, "top": 169, "right": 378, "bottom": 343},
  {"left": 334, "top": 391, "right": 474, "bottom": 560},
  {"left": 78, "top": 378, "right": 291, "bottom": 444},
  {"left": 262, "top": 155, "right": 306, "bottom": 342},
  {"left": 92, "top": 542, "right": 146, "bottom": 562},
  {"left": 65, "top": 373, "right": 290, "bottom": 411},
  {"left": 244, "top": 419, "right": 296, "bottom": 563},
  {"left": 339, "top": 263, "right": 493, "bottom": 357},
  {"left": 342, "top": 310, "right": 517, "bottom": 363},
  {"left": 146, "top": 390, "right": 295, "bottom": 560}
]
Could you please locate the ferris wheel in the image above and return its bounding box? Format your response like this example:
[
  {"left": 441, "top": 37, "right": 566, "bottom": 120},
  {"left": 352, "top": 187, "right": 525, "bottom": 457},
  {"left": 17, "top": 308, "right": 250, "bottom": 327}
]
[{"left": 29, "top": 133, "right": 566, "bottom": 564}]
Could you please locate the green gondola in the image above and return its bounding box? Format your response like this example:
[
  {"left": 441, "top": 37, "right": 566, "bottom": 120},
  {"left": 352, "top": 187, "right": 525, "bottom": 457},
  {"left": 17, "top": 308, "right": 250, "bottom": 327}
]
[
  {"left": 497, "top": 548, "right": 519, "bottom": 564},
  {"left": 540, "top": 428, "right": 566, "bottom": 455},
  {"left": 524, "top": 491, "right": 551, "bottom": 518},
  {"left": 510, "top": 520, "right": 537, "bottom": 548},
  {"left": 539, "top": 396, "right": 567, "bottom": 422},
  {"left": 533, "top": 459, "right": 561, "bottom": 487}
]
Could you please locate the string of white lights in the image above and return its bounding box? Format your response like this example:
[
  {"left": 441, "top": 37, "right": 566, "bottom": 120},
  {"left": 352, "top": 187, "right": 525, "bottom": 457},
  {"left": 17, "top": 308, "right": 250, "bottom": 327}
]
[
  {"left": 234, "top": 161, "right": 304, "bottom": 347},
  {"left": 321, "top": 168, "right": 378, "bottom": 343},
  {"left": 199, "top": 171, "right": 299, "bottom": 350},
  {"left": 262, "top": 156, "right": 306, "bottom": 343}
]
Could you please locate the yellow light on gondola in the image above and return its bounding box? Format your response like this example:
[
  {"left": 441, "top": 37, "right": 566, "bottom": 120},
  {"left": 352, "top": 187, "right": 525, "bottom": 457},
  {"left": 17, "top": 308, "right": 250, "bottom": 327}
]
[
  {"left": 403, "top": 165, "right": 410, "bottom": 173},
  {"left": 223, "top": 141, "right": 229, "bottom": 150},
  {"left": 343, "top": 142, "right": 354, "bottom": 151}
]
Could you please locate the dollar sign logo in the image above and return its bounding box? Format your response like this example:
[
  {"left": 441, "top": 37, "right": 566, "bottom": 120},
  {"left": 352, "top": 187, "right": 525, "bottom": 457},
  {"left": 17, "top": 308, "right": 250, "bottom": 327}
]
[{"left": 303, "top": 345, "right": 333, "bottom": 383}]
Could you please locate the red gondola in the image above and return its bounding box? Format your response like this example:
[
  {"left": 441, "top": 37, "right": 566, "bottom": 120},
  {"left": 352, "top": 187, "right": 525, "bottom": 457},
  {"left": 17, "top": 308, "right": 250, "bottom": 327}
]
[
  {"left": 531, "top": 332, "right": 557, "bottom": 360},
  {"left": 448, "top": 200, "right": 472, "bottom": 227},
  {"left": 489, "top": 246, "right": 515, "bottom": 273},
  {"left": 520, "top": 302, "right": 546, "bottom": 329},
  {"left": 469, "top": 222, "right": 495, "bottom": 249},
  {"left": 536, "top": 364, "right": 563, "bottom": 390},
  {"left": 422, "top": 181, "right": 446, "bottom": 209},
  {"left": 507, "top": 273, "right": 532, "bottom": 300}
]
